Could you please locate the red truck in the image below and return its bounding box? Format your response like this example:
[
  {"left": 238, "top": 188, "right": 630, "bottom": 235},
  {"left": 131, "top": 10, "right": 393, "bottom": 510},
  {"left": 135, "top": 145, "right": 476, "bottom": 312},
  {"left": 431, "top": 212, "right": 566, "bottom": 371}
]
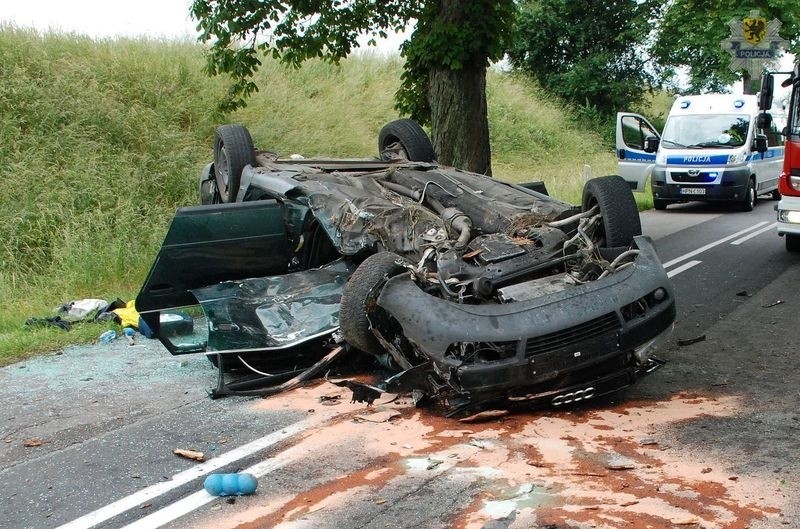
[{"left": 770, "top": 62, "right": 800, "bottom": 251}]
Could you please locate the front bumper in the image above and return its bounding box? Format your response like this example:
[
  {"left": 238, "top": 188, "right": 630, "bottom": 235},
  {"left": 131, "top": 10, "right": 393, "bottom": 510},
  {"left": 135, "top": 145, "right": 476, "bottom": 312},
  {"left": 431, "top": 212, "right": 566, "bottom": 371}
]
[
  {"left": 652, "top": 166, "right": 750, "bottom": 202},
  {"left": 777, "top": 195, "right": 800, "bottom": 236},
  {"left": 375, "top": 236, "right": 675, "bottom": 402}
]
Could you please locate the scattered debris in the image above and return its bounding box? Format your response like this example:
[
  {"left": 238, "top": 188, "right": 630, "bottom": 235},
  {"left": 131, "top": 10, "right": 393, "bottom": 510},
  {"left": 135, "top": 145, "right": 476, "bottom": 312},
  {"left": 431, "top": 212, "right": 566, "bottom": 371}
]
[
  {"left": 140, "top": 503, "right": 152, "bottom": 509},
  {"left": 375, "top": 499, "right": 387, "bottom": 505},
  {"left": 319, "top": 394, "right": 342, "bottom": 405},
  {"left": 762, "top": 300, "right": 784, "bottom": 308},
  {"left": 735, "top": 290, "right": 750, "bottom": 297},
  {"left": 459, "top": 409, "right": 510, "bottom": 423},
  {"left": 204, "top": 473, "right": 258, "bottom": 496},
  {"left": 701, "top": 467, "right": 713, "bottom": 474},
  {"left": 354, "top": 409, "right": 401, "bottom": 423},
  {"left": 23, "top": 438, "right": 43, "bottom": 447},
  {"left": 173, "top": 448, "right": 205, "bottom": 462},
  {"left": 638, "top": 438, "right": 658, "bottom": 446},
  {"left": 620, "top": 500, "right": 639, "bottom": 507},
  {"left": 728, "top": 475, "right": 739, "bottom": 481},
  {"left": 426, "top": 458, "right": 444, "bottom": 470},
  {"left": 327, "top": 378, "right": 383, "bottom": 405},
  {"left": 605, "top": 455, "right": 636, "bottom": 470},
  {"left": 677, "top": 335, "right": 706, "bottom": 347}
]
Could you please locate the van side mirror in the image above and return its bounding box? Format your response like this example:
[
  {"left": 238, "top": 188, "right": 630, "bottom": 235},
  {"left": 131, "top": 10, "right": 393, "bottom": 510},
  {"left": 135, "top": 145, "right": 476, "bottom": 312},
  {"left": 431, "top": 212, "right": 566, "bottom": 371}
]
[
  {"left": 756, "top": 113, "right": 772, "bottom": 129},
  {"left": 644, "top": 135, "right": 660, "bottom": 153},
  {"left": 753, "top": 133, "right": 768, "bottom": 153},
  {"left": 759, "top": 73, "right": 774, "bottom": 110}
]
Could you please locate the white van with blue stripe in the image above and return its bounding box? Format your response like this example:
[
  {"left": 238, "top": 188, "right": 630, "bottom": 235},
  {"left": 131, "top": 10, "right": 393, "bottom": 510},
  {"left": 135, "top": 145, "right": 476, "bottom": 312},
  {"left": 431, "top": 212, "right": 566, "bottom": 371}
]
[{"left": 616, "top": 94, "right": 785, "bottom": 211}]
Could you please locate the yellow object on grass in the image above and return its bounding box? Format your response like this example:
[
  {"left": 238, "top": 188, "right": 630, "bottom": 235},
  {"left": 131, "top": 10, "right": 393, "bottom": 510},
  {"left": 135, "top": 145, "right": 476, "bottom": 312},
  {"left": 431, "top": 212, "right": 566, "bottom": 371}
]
[{"left": 112, "top": 300, "right": 140, "bottom": 329}]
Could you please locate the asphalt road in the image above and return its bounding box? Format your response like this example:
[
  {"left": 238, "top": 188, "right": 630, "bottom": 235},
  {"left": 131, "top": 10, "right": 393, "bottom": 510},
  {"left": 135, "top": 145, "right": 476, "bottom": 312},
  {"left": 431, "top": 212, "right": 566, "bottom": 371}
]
[{"left": 2, "top": 196, "right": 799, "bottom": 529}]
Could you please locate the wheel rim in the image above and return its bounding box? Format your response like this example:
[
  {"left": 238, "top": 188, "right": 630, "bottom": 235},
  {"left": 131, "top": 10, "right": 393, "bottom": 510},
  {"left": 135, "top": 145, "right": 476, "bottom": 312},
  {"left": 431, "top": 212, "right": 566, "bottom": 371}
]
[
  {"left": 748, "top": 182, "right": 755, "bottom": 208},
  {"left": 218, "top": 147, "right": 229, "bottom": 188}
]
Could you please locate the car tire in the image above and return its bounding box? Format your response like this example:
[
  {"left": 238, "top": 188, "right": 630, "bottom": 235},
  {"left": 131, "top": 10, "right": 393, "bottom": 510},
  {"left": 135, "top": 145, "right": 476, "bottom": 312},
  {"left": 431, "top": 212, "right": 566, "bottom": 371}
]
[
  {"left": 340, "top": 252, "right": 405, "bottom": 355},
  {"left": 378, "top": 119, "right": 435, "bottom": 162},
  {"left": 786, "top": 234, "right": 800, "bottom": 252},
  {"left": 214, "top": 124, "right": 255, "bottom": 203},
  {"left": 772, "top": 189, "right": 782, "bottom": 200},
  {"left": 740, "top": 178, "right": 756, "bottom": 212},
  {"left": 653, "top": 198, "right": 668, "bottom": 211},
  {"left": 581, "top": 175, "right": 642, "bottom": 247}
]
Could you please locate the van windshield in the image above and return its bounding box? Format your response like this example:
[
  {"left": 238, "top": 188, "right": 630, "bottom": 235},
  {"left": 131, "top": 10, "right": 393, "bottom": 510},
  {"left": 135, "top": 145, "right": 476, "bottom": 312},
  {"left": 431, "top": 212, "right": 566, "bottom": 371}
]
[{"left": 661, "top": 114, "right": 750, "bottom": 149}]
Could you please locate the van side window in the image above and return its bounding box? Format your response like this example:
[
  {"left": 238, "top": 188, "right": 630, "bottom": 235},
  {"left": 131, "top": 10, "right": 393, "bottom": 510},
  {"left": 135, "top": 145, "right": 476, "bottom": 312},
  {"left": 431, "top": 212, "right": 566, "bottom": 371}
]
[{"left": 621, "top": 115, "right": 658, "bottom": 150}]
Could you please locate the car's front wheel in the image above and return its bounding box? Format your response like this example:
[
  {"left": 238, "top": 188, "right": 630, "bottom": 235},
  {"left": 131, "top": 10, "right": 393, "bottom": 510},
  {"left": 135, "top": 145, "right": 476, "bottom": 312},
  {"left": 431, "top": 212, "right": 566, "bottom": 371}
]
[
  {"left": 786, "top": 234, "right": 800, "bottom": 252},
  {"left": 340, "top": 252, "right": 405, "bottom": 355},
  {"left": 581, "top": 175, "right": 642, "bottom": 247},
  {"left": 214, "top": 124, "right": 255, "bottom": 203}
]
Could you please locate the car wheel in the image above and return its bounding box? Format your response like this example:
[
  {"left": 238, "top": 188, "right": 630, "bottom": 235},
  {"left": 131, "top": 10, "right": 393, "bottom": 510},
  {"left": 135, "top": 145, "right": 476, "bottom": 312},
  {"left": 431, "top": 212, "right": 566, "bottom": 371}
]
[
  {"left": 653, "top": 198, "right": 668, "bottom": 211},
  {"left": 581, "top": 175, "right": 642, "bottom": 247},
  {"left": 340, "top": 252, "right": 405, "bottom": 355},
  {"left": 772, "top": 189, "right": 782, "bottom": 200},
  {"left": 378, "top": 119, "right": 435, "bottom": 162},
  {"left": 786, "top": 234, "right": 800, "bottom": 252},
  {"left": 740, "top": 178, "right": 756, "bottom": 212},
  {"left": 214, "top": 124, "right": 255, "bottom": 203}
]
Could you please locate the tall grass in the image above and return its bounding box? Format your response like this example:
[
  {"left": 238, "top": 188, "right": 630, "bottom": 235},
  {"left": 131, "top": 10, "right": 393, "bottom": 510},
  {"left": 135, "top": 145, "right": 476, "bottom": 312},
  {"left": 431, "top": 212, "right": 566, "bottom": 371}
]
[{"left": 0, "top": 26, "right": 622, "bottom": 362}]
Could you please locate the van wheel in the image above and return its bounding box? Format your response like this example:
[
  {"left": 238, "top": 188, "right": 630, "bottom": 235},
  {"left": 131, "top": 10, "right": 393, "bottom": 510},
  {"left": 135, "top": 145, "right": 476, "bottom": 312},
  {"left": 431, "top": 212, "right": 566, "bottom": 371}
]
[
  {"left": 581, "top": 175, "right": 642, "bottom": 247},
  {"left": 740, "top": 178, "right": 756, "bottom": 212},
  {"left": 787, "top": 234, "right": 800, "bottom": 252},
  {"left": 340, "top": 252, "right": 405, "bottom": 355},
  {"left": 771, "top": 189, "right": 782, "bottom": 200},
  {"left": 653, "top": 198, "right": 668, "bottom": 211},
  {"left": 214, "top": 125, "right": 255, "bottom": 203}
]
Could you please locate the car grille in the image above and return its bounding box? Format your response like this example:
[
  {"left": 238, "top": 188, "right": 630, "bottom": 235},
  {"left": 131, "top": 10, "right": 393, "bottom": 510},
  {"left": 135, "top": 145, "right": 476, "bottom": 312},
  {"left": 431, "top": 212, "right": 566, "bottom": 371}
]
[
  {"left": 670, "top": 172, "right": 716, "bottom": 183},
  {"left": 525, "top": 312, "right": 621, "bottom": 358}
]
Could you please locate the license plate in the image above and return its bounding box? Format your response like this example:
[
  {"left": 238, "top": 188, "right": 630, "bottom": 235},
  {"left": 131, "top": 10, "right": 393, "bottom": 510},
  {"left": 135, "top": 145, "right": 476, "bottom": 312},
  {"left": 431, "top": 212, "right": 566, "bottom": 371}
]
[{"left": 680, "top": 187, "right": 706, "bottom": 195}]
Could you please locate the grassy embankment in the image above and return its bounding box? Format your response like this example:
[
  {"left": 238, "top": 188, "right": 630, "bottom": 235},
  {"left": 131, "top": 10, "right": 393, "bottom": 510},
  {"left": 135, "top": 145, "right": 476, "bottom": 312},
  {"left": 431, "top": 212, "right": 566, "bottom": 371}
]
[{"left": 0, "top": 26, "right": 637, "bottom": 363}]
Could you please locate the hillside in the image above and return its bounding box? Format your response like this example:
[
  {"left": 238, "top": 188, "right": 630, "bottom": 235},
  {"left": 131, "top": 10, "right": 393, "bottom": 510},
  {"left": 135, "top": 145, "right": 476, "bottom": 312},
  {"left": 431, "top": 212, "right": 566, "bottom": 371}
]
[{"left": 0, "top": 26, "right": 619, "bottom": 360}]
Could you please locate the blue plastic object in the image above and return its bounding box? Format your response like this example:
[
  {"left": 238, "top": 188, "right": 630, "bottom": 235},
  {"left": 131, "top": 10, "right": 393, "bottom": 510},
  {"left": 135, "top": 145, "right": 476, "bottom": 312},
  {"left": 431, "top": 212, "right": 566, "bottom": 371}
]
[
  {"left": 203, "top": 473, "right": 258, "bottom": 497},
  {"left": 123, "top": 327, "right": 135, "bottom": 345},
  {"left": 99, "top": 330, "right": 117, "bottom": 344}
]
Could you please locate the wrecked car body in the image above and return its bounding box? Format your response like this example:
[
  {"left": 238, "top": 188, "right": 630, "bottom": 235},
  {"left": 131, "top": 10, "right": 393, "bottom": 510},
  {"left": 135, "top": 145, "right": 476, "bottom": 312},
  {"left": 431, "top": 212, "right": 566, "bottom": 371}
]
[{"left": 136, "top": 119, "right": 675, "bottom": 416}]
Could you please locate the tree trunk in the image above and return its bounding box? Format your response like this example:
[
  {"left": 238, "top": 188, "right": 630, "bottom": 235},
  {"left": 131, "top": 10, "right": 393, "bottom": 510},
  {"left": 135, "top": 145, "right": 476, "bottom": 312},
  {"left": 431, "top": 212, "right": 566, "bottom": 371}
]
[{"left": 428, "top": 65, "right": 492, "bottom": 175}]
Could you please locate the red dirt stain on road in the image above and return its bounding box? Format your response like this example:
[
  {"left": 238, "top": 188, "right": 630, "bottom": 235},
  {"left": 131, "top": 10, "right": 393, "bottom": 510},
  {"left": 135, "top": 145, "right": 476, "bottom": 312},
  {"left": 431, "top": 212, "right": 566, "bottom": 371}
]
[{"left": 188, "top": 383, "right": 784, "bottom": 529}]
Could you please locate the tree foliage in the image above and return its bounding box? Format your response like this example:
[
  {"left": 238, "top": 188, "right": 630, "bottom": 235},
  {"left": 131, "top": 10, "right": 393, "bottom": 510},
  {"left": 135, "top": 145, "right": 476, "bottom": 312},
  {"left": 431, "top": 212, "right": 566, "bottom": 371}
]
[
  {"left": 191, "top": 1, "right": 515, "bottom": 174},
  {"left": 652, "top": 0, "right": 800, "bottom": 93},
  {"left": 507, "top": 0, "right": 662, "bottom": 117}
]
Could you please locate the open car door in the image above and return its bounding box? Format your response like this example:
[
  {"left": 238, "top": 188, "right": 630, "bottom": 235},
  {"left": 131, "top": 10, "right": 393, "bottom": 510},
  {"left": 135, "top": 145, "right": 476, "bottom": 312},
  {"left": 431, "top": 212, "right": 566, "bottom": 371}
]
[
  {"left": 616, "top": 112, "right": 661, "bottom": 192},
  {"left": 136, "top": 200, "right": 290, "bottom": 354}
]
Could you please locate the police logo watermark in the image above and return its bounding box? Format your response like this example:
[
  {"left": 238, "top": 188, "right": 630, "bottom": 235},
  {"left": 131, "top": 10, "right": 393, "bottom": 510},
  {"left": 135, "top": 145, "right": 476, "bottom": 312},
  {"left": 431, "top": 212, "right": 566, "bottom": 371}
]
[{"left": 721, "top": 10, "right": 788, "bottom": 78}]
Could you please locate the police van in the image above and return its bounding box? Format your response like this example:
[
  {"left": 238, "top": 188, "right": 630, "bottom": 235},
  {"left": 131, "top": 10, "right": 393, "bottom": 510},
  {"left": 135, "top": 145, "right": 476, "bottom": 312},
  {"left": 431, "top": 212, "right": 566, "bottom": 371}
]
[{"left": 616, "top": 94, "right": 786, "bottom": 211}]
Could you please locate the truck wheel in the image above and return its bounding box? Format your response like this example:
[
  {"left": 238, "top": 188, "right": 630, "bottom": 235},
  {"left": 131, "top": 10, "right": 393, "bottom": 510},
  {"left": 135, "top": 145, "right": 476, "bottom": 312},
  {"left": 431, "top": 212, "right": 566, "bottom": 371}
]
[
  {"left": 653, "top": 198, "right": 668, "bottom": 211},
  {"left": 786, "top": 234, "right": 800, "bottom": 252},
  {"left": 740, "top": 178, "right": 756, "bottom": 212},
  {"left": 581, "top": 175, "right": 642, "bottom": 247},
  {"left": 340, "top": 252, "right": 405, "bottom": 355},
  {"left": 378, "top": 119, "right": 435, "bottom": 162},
  {"left": 214, "top": 124, "right": 255, "bottom": 203}
]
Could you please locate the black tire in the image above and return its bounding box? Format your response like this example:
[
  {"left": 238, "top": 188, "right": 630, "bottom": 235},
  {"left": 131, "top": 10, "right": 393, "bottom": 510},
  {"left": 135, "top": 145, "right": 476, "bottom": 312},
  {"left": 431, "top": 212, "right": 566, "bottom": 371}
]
[
  {"left": 340, "top": 252, "right": 405, "bottom": 355},
  {"left": 581, "top": 175, "right": 642, "bottom": 247},
  {"left": 653, "top": 198, "right": 668, "bottom": 211},
  {"left": 786, "top": 234, "right": 800, "bottom": 252},
  {"left": 378, "top": 119, "right": 435, "bottom": 162},
  {"left": 213, "top": 124, "right": 255, "bottom": 203},
  {"left": 740, "top": 178, "right": 756, "bottom": 212},
  {"left": 771, "top": 189, "right": 782, "bottom": 200}
]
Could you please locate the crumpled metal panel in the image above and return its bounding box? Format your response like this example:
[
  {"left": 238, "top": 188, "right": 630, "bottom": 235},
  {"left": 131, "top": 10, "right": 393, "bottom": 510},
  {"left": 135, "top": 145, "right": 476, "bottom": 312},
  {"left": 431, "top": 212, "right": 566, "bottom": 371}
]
[{"left": 191, "top": 260, "right": 355, "bottom": 352}]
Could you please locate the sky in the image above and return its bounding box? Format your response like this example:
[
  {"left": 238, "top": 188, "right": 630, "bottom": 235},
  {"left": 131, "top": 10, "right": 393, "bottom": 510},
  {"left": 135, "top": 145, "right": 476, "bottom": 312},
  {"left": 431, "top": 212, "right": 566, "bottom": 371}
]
[{"left": 1, "top": 0, "right": 200, "bottom": 39}]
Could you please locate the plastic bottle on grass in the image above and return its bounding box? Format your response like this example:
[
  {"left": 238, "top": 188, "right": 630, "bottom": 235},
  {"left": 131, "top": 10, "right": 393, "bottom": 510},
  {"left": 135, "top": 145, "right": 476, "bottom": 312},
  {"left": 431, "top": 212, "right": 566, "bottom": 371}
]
[
  {"left": 99, "top": 330, "right": 117, "bottom": 344},
  {"left": 203, "top": 473, "right": 258, "bottom": 497}
]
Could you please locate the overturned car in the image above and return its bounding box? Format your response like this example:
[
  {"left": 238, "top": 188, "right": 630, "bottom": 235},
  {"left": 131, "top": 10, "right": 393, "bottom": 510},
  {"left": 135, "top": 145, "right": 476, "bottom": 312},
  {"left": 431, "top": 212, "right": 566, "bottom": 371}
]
[{"left": 136, "top": 119, "right": 675, "bottom": 416}]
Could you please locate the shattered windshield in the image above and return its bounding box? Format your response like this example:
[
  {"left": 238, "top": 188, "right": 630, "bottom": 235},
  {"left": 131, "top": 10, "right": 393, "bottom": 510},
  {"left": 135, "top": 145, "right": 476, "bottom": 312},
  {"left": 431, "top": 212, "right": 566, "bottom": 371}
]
[{"left": 661, "top": 114, "right": 750, "bottom": 149}]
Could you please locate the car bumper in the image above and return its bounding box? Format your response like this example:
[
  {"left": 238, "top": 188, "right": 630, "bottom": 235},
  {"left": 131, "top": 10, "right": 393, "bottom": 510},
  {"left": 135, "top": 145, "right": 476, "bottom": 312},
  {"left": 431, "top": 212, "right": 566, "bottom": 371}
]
[
  {"left": 777, "top": 195, "right": 800, "bottom": 236},
  {"left": 652, "top": 166, "right": 750, "bottom": 202},
  {"left": 375, "top": 236, "right": 675, "bottom": 402}
]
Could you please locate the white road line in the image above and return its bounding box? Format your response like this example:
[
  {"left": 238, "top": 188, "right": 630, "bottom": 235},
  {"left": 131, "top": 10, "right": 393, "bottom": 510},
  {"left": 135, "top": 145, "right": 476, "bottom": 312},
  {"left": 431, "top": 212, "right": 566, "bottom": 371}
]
[
  {"left": 666, "top": 260, "right": 702, "bottom": 278},
  {"left": 662, "top": 221, "right": 768, "bottom": 269},
  {"left": 730, "top": 222, "right": 778, "bottom": 245},
  {"left": 119, "top": 442, "right": 306, "bottom": 529},
  {"left": 56, "top": 415, "right": 324, "bottom": 529}
]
